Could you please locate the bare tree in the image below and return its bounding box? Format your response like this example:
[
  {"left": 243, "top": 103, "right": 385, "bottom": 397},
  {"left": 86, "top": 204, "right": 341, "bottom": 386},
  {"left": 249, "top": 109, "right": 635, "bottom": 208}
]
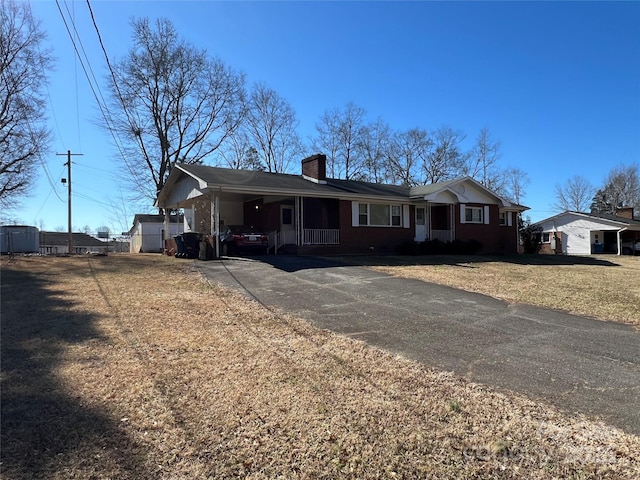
[
  {"left": 422, "top": 126, "right": 466, "bottom": 184},
  {"left": 218, "top": 131, "right": 263, "bottom": 170},
  {"left": 0, "top": 0, "right": 52, "bottom": 208},
  {"left": 591, "top": 164, "right": 640, "bottom": 216},
  {"left": 386, "top": 128, "right": 431, "bottom": 186},
  {"left": 106, "top": 190, "right": 143, "bottom": 236},
  {"left": 312, "top": 108, "right": 340, "bottom": 179},
  {"left": 554, "top": 175, "right": 595, "bottom": 212},
  {"left": 105, "top": 17, "right": 246, "bottom": 206},
  {"left": 501, "top": 167, "right": 530, "bottom": 205},
  {"left": 337, "top": 102, "right": 366, "bottom": 180},
  {"left": 464, "top": 127, "right": 503, "bottom": 191},
  {"left": 244, "top": 83, "right": 301, "bottom": 173},
  {"left": 312, "top": 102, "right": 367, "bottom": 180},
  {"left": 360, "top": 118, "right": 391, "bottom": 183}
]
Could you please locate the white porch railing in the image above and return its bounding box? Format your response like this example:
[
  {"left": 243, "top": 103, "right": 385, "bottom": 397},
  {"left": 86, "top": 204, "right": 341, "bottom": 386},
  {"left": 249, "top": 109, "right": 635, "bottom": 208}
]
[
  {"left": 303, "top": 229, "right": 340, "bottom": 245},
  {"left": 268, "top": 229, "right": 297, "bottom": 254},
  {"left": 431, "top": 229, "right": 453, "bottom": 242}
]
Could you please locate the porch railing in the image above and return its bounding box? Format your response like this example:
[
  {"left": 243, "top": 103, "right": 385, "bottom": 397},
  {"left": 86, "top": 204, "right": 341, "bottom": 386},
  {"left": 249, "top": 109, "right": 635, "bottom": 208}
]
[
  {"left": 268, "top": 229, "right": 297, "bottom": 254},
  {"left": 303, "top": 229, "right": 340, "bottom": 245},
  {"left": 430, "top": 229, "right": 453, "bottom": 243}
]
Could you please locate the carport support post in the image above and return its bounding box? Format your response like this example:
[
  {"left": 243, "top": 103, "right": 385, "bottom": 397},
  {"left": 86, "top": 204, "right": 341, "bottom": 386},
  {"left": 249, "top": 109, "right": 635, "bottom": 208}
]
[
  {"left": 617, "top": 229, "right": 625, "bottom": 255},
  {"left": 212, "top": 193, "right": 220, "bottom": 258},
  {"left": 164, "top": 211, "right": 170, "bottom": 252}
]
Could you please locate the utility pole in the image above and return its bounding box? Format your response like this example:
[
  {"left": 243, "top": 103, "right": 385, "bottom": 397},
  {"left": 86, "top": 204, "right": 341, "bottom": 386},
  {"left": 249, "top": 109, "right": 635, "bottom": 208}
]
[{"left": 57, "top": 150, "right": 83, "bottom": 254}]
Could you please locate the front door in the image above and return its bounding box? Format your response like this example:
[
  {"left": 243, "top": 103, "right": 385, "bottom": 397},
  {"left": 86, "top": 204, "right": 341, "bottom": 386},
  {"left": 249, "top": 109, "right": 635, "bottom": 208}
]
[
  {"left": 415, "top": 207, "right": 427, "bottom": 242},
  {"left": 280, "top": 205, "right": 295, "bottom": 244}
]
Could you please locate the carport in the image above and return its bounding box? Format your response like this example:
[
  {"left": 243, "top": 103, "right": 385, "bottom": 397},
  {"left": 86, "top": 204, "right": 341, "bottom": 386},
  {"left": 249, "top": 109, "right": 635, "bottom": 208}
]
[
  {"left": 154, "top": 162, "right": 352, "bottom": 258},
  {"left": 535, "top": 210, "right": 640, "bottom": 255}
]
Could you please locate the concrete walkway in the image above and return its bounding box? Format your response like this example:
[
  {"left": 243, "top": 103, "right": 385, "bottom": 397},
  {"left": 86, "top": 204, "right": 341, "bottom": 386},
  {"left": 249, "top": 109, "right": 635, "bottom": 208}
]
[{"left": 198, "top": 255, "right": 640, "bottom": 435}]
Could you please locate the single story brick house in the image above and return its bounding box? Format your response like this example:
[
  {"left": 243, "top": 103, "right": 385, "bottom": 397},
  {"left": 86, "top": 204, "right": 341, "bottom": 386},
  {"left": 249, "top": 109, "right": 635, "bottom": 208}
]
[
  {"left": 155, "top": 154, "right": 528, "bottom": 257},
  {"left": 534, "top": 209, "right": 640, "bottom": 255},
  {"left": 129, "top": 213, "right": 184, "bottom": 253}
]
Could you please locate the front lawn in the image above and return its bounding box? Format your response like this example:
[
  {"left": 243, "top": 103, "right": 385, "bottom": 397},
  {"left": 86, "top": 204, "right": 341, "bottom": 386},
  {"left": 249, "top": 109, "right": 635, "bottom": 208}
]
[
  {"left": 353, "top": 254, "right": 640, "bottom": 326},
  {"left": 1, "top": 255, "right": 638, "bottom": 479}
]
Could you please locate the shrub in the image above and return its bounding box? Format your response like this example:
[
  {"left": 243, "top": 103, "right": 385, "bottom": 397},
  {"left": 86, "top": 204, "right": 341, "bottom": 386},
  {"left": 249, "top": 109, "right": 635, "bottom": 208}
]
[{"left": 519, "top": 216, "right": 542, "bottom": 254}]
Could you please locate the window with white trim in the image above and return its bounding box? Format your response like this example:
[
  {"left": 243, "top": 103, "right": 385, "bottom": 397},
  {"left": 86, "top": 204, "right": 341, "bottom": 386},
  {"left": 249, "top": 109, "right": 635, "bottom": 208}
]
[
  {"left": 358, "top": 204, "right": 368, "bottom": 226},
  {"left": 542, "top": 232, "right": 550, "bottom": 243},
  {"left": 391, "top": 205, "right": 402, "bottom": 226},
  {"left": 465, "top": 206, "right": 483, "bottom": 224},
  {"left": 357, "top": 203, "right": 404, "bottom": 227}
]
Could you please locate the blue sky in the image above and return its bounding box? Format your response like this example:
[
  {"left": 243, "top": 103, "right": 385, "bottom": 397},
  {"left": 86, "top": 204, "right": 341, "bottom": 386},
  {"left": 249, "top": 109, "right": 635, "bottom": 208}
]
[{"left": 6, "top": 0, "right": 640, "bottom": 233}]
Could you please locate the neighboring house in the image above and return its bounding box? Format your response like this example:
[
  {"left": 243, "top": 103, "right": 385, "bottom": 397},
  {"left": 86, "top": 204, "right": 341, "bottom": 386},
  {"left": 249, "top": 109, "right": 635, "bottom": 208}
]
[
  {"left": 39, "top": 231, "right": 110, "bottom": 255},
  {"left": 534, "top": 209, "right": 640, "bottom": 255},
  {"left": 129, "top": 214, "right": 184, "bottom": 253},
  {"left": 155, "top": 154, "right": 528, "bottom": 257}
]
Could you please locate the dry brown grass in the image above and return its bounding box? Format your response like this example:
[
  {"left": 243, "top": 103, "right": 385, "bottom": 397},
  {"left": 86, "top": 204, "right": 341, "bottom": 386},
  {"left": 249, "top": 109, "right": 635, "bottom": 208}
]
[
  {"left": 2, "top": 254, "right": 639, "bottom": 479},
  {"left": 356, "top": 254, "right": 640, "bottom": 327}
]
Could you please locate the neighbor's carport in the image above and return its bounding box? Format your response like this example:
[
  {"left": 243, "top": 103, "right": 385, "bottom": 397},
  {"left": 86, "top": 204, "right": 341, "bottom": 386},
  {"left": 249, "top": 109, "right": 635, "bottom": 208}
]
[{"left": 534, "top": 211, "right": 640, "bottom": 255}]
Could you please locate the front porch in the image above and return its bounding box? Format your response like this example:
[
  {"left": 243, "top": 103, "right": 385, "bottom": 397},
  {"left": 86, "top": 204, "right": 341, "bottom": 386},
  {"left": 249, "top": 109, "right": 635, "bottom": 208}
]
[
  {"left": 178, "top": 193, "right": 344, "bottom": 256},
  {"left": 414, "top": 204, "right": 455, "bottom": 243},
  {"left": 267, "top": 228, "right": 341, "bottom": 254}
]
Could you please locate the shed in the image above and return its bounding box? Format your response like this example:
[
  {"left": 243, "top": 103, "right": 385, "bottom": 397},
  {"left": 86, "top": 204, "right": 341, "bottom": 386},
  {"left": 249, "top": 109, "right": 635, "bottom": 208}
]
[
  {"left": 0, "top": 225, "right": 39, "bottom": 254},
  {"left": 128, "top": 214, "right": 184, "bottom": 253}
]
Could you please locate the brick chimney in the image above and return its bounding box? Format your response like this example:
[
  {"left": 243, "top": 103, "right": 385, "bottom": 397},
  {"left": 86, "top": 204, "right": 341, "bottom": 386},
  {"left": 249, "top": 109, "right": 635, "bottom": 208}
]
[
  {"left": 615, "top": 207, "right": 634, "bottom": 220},
  {"left": 302, "top": 154, "right": 327, "bottom": 184}
]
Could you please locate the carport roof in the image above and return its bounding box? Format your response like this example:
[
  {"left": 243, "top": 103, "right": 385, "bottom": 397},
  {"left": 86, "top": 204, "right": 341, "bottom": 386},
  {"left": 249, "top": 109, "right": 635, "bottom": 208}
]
[
  {"left": 588, "top": 212, "right": 640, "bottom": 225},
  {"left": 534, "top": 211, "right": 640, "bottom": 229}
]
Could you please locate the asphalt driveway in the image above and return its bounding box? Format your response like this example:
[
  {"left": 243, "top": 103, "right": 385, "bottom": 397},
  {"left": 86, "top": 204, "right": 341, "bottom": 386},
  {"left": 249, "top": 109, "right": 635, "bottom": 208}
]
[{"left": 198, "top": 255, "right": 640, "bottom": 435}]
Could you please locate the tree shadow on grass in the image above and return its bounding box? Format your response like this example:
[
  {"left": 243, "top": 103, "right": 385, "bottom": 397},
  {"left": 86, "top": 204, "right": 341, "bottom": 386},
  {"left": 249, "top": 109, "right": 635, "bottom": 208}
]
[{"left": 1, "top": 263, "right": 152, "bottom": 479}]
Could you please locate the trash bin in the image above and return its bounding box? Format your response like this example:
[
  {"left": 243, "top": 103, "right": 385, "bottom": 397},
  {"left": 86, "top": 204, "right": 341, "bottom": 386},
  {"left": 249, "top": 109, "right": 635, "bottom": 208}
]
[
  {"left": 592, "top": 243, "right": 604, "bottom": 254},
  {"left": 182, "top": 232, "right": 201, "bottom": 259},
  {"left": 174, "top": 235, "right": 186, "bottom": 258}
]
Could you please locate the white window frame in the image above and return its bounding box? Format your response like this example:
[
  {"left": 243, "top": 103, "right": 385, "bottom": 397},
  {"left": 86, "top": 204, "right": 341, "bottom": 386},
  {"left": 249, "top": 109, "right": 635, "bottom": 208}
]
[
  {"left": 465, "top": 206, "right": 484, "bottom": 224},
  {"left": 358, "top": 203, "right": 368, "bottom": 226},
  {"left": 499, "top": 211, "right": 513, "bottom": 226},
  {"left": 542, "top": 232, "right": 551, "bottom": 243},
  {"left": 353, "top": 202, "right": 406, "bottom": 227}
]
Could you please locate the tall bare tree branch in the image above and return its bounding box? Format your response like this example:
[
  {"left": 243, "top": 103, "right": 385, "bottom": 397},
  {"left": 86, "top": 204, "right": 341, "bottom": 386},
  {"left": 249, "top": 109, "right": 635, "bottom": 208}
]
[
  {"left": 0, "top": 0, "right": 52, "bottom": 208},
  {"left": 105, "top": 17, "right": 246, "bottom": 206}
]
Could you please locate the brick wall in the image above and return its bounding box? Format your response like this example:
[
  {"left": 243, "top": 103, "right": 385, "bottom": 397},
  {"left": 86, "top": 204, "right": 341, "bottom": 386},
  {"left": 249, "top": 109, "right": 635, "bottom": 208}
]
[
  {"left": 455, "top": 204, "right": 519, "bottom": 254},
  {"left": 337, "top": 200, "right": 415, "bottom": 254}
]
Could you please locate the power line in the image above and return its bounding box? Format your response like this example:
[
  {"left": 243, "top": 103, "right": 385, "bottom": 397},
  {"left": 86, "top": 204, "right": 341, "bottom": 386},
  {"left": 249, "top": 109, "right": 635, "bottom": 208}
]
[
  {"left": 53, "top": 0, "right": 147, "bottom": 197},
  {"left": 54, "top": 0, "right": 151, "bottom": 201},
  {"left": 85, "top": 0, "right": 143, "bottom": 185},
  {"left": 62, "top": 0, "right": 111, "bottom": 130},
  {"left": 32, "top": 166, "right": 67, "bottom": 221}
]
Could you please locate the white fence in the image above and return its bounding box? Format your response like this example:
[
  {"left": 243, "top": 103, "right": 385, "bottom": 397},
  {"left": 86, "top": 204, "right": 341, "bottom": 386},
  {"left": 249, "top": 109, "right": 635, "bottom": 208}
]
[
  {"left": 303, "top": 229, "right": 340, "bottom": 245},
  {"left": 269, "top": 228, "right": 340, "bottom": 253}
]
